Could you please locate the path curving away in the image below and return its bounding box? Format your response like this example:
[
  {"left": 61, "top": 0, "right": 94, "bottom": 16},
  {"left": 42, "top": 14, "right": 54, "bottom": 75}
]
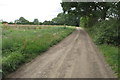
[{"left": 6, "top": 27, "right": 115, "bottom": 78}]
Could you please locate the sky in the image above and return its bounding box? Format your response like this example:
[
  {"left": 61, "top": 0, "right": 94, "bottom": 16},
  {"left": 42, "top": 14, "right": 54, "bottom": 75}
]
[{"left": 0, "top": 0, "right": 63, "bottom": 22}]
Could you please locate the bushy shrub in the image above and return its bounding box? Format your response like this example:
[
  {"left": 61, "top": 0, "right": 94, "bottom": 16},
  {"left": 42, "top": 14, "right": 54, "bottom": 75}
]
[
  {"left": 92, "top": 19, "right": 119, "bottom": 46},
  {"left": 80, "top": 17, "right": 89, "bottom": 27}
]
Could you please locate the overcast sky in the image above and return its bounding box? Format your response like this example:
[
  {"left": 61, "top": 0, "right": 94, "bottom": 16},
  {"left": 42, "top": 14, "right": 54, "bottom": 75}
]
[{"left": 0, "top": 0, "right": 63, "bottom": 22}]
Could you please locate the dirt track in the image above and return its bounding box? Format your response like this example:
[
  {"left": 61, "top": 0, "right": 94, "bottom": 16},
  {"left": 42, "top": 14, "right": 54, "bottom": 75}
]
[{"left": 7, "top": 27, "right": 115, "bottom": 78}]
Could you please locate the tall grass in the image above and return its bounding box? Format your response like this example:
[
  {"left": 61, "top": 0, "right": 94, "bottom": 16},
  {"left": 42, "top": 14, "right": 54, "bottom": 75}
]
[{"left": 2, "top": 25, "right": 75, "bottom": 77}]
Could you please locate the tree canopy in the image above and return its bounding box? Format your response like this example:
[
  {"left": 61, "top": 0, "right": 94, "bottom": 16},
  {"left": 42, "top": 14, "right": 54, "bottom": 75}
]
[
  {"left": 61, "top": 2, "right": 120, "bottom": 27},
  {"left": 51, "top": 13, "right": 79, "bottom": 26}
]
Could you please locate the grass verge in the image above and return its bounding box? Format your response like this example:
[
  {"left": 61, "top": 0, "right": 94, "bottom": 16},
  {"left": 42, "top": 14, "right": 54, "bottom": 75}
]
[
  {"left": 98, "top": 44, "right": 118, "bottom": 77},
  {"left": 84, "top": 27, "right": 119, "bottom": 77}
]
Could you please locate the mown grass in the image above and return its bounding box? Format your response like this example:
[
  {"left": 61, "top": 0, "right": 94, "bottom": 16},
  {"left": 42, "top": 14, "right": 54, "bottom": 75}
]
[{"left": 2, "top": 25, "right": 75, "bottom": 77}]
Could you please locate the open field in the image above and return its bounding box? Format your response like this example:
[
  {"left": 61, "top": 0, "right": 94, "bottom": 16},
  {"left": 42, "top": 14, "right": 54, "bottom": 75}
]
[{"left": 2, "top": 25, "right": 75, "bottom": 77}]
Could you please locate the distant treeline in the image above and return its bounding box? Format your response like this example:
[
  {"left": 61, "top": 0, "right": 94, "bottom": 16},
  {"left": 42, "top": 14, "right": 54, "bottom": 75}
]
[
  {"left": 2, "top": 14, "right": 79, "bottom": 26},
  {"left": 2, "top": 17, "right": 49, "bottom": 25},
  {"left": 2, "top": 7, "right": 82, "bottom": 26}
]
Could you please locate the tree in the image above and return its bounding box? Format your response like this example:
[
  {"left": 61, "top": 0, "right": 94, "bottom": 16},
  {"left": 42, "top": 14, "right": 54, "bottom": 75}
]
[
  {"left": 61, "top": 2, "right": 98, "bottom": 26},
  {"left": 52, "top": 13, "right": 79, "bottom": 26},
  {"left": 18, "top": 17, "right": 29, "bottom": 24},
  {"left": 33, "top": 19, "right": 39, "bottom": 25},
  {"left": 8, "top": 22, "right": 14, "bottom": 24},
  {"left": 61, "top": 2, "right": 119, "bottom": 27},
  {"left": 14, "top": 17, "right": 29, "bottom": 24},
  {"left": 42, "top": 20, "right": 54, "bottom": 25},
  {"left": 14, "top": 19, "right": 19, "bottom": 24}
]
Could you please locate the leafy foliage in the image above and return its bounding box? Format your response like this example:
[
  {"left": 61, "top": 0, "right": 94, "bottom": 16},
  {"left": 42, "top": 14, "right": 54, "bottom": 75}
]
[
  {"left": 80, "top": 17, "right": 89, "bottom": 27},
  {"left": 14, "top": 17, "right": 42, "bottom": 25},
  {"left": 33, "top": 19, "right": 39, "bottom": 25},
  {"left": 85, "top": 19, "right": 119, "bottom": 77},
  {"left": 52, "top": 13, "right": 79, "bottom": 26},
  {"left": 61, "top": 2, "right": 120, "bottom": 27},
  {"left": 15, "top": 17, "right": 29, "bottom": 24},
  {"left": 91, "top": 19, "right": 119, "bottom": 46},
  {"left": 42, "top": 20, "right": 54, "bottom": 25}
]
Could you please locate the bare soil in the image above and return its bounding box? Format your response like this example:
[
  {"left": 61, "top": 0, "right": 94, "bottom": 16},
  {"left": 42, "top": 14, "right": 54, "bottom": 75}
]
[{"left": 6, "top": 27, "right": 115, "bottom": 78}]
